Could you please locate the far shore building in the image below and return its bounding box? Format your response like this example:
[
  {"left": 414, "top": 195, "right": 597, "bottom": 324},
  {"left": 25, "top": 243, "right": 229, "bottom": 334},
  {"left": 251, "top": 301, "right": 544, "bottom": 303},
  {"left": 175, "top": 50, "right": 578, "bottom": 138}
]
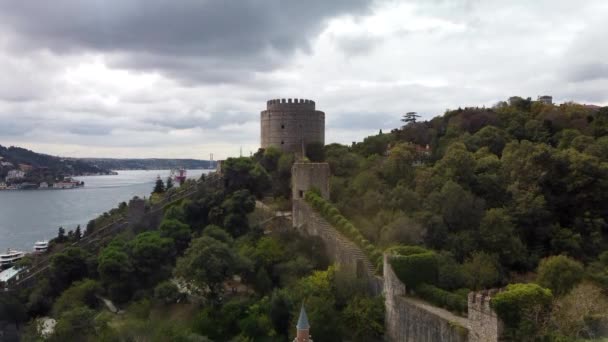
[
  {"left": 5, "top": 169, "right": 25, "bottom": 182},
  {"left": 18, "top": 163, "right": 33, "bottom": 172}
]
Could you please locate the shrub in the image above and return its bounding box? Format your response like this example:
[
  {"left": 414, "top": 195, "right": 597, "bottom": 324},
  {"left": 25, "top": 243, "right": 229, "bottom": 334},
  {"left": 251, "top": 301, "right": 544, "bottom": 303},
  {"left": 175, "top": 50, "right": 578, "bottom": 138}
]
[
  {"left": 154, "top": 281, "right": 182, "bottom": 304},
  {"left": 328, "top": 207, "right": 340, "bottom": 217},
  {"left": 386, "top": 245, "right": 429, "bottom": 256},
  {"left": 491, "top": 283, "right": 553, "bottom": 340},
  {"left": 389, "top": 247, "right": 438, "bottom": 290},
  {"left": 536, "top": 255, "right": 584, "bottom": 296},
  {"left": 416, "top": 284, "right": 467, "bottom": 313}
]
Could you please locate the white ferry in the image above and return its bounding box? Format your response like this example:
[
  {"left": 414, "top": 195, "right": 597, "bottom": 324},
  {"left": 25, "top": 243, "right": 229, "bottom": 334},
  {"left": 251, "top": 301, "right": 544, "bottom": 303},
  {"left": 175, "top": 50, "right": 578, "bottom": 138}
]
[
  {"left": 34, "top": 241, "right": 49, "bottom": 253},
  {"left": 0, "top": 249, "right": 26, "bottom": 270}
]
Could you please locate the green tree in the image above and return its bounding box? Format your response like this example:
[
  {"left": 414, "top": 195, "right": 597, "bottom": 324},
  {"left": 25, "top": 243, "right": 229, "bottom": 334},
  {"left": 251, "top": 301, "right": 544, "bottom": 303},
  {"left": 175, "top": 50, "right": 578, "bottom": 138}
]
[
  {"left": 52, "top": 279, "right": 101, "bottom": 316},
  {"left": 51, "top": 306, "right": 96, "bottom": 341},
  {"left": 50, "top": 247, "right": 89, "bottom": 292},
  {"left": 159, "top": 218, "right": 191, "bottom": 253},
  {"left": 153, "top": 177, "right": 165, "bottom": 194},
  {"left": 306, "top": 142, "right": 325, "bottom": 162},
  {"left": 462, "top": 252, "right": 501, "bottom": 290},
  {"left": 342, "top": 296, "right": 385, "bottom": 341},
  {"left": 477, "top": 208, "right": 525, "bottom": 267},
  {"left": 154, "top": 281, "right": 181, "bottom": 304},
  {"left": 166, "top": 176, "right": 174, "bottom": 190},
  {"left": 130, "top": 231, "right": 174, "bottom": 286},
  {"left": 175, "top": 236, "right": 237, "bottom": 301},
  {"left": 536, "top": 255, "right": 583, "bottom": 297},
  {"left": 491, "top": 283, "right": 553, "bottom": 341},
  {"left": 98, "top": 244, "right": 133, "bottom": 303},
  {"left": 0, "top": 295, "right": 27, "bottom": 329}
]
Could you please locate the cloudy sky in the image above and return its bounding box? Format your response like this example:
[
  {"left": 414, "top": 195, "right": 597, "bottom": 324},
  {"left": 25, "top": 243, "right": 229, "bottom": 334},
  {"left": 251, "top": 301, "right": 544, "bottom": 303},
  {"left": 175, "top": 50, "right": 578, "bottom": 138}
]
[{"left": 0, "top": 0, "right": 607, "bottom": 159}]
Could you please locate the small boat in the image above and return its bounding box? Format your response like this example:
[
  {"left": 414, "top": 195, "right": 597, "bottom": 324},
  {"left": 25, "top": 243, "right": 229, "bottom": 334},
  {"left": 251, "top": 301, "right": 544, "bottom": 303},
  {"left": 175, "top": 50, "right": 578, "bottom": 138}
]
[
  {"left": 0, "top": 249, "right": 26, "bottom": 270},
  {"left": 34, "top": 241, "right": 49, "bottom": 253}
]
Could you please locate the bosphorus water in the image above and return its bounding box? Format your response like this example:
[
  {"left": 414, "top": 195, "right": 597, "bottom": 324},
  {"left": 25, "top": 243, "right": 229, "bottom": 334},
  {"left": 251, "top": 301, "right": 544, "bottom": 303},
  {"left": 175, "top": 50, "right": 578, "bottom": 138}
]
[{"left": 0, "top": 169, "right": 209, "bottom": 252}]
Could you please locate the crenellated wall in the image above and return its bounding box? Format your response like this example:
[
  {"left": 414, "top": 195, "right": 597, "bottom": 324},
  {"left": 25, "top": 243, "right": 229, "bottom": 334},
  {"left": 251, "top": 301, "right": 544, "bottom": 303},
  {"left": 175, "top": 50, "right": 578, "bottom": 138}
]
[
  {"left": 384, "top": 253, "right": 470, "bottom": 342},
  {"left": 293, "top": 199, "right": 382, "bottom": 294},
  {"left": 467, "top": 289, "right": 504, "bottom": 342}
]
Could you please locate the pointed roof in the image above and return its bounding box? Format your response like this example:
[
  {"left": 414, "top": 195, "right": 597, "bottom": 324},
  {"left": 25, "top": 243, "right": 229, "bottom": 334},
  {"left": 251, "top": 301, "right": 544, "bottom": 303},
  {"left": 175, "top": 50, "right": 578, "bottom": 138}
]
[{"left": 296, "top": 304, "right": 310, "bottom": 330}]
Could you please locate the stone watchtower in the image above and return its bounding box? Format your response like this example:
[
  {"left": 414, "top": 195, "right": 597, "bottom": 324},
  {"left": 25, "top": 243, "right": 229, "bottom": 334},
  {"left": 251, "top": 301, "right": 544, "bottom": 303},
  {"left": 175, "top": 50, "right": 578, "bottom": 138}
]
[{"left": 261, "top": 98, "right": 325, "bottom": 155}]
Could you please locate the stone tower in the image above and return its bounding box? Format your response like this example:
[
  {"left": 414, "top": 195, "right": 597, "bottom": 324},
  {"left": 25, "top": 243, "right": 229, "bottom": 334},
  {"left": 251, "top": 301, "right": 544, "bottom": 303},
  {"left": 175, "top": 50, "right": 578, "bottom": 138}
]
[
  {"left": 261, "top": 98, "right": 325, "bottom": 155},
  {"left": 293, "top": 304, "right": 312, "bottom": 342}
]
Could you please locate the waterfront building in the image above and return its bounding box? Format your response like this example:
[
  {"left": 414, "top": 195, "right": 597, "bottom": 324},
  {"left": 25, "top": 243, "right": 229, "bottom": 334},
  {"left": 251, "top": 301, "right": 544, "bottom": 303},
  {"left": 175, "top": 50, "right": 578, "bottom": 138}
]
[
  {"left": 5, "top": 169, "right": 25, "bottom": 182},
  {"left": 53, "top": 179, "right": 83, "bottom": 189},
  {"left": 39, "top": 182, "right": 49, "bottom": 189},
  {"left": 0, "top": 182, "right": 6, "bottom": 190},
  {"left": 34, "top": 241, "right": 49, "bottom": 253},
  {"left": 0, "top": 249, "right": 26, "bottom": 270},
  {"left": 0, "top": 267, "right": 22, "bottom": 287}
]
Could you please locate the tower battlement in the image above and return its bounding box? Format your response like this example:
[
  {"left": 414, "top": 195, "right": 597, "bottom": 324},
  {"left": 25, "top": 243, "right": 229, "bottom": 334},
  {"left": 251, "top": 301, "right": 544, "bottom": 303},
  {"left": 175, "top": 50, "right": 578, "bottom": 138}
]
[
  {"left": 266, "top": 98, "right": 316, "bottom": 111},
  {"left": 261, "top": 98, "right": 325, "bottom": 155},
  {"left": 468, "top": 288, "right": 504, "bottom": 342},
  {"left": 468, "top": 289, "right": 502, "bottom": 315}
]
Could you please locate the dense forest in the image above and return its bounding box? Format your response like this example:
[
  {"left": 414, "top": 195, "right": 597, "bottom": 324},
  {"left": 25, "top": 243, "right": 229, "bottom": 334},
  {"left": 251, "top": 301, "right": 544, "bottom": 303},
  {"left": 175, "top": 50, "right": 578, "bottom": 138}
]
[
  {"left": 1, "top": 168, "right": 383, "bottom": 341},
  {"left": 1, "top": 98, "right": 607, "bottom": 341},
  {"left": 320, "top": 98, "right": 608, "bottom": 340}
]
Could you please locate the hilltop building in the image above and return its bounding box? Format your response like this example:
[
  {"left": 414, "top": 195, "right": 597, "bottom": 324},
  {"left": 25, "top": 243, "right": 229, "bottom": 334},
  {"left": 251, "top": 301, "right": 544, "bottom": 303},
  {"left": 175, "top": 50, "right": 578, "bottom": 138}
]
[
  {"left": 537, "top": 95, "right": 553, "bottom": 104},
  {"left": 293, "top": 305, "right": 312, "bottom": 342},
  {"left": 261, "top": 98, "right": 325, "bottom": 156}
]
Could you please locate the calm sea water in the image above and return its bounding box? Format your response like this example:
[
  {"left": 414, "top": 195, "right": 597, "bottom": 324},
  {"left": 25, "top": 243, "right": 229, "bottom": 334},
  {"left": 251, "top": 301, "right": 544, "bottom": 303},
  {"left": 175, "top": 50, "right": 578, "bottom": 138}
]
[{"left": 0, "top": 169, "right": 210, "bottom": 252}]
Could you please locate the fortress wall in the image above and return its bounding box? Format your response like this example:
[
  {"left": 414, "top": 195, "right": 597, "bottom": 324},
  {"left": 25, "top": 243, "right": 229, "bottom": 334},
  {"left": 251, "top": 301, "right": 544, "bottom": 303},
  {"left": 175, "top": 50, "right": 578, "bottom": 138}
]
[
  {"left": 291, "top": 162, "right": 331, "bottom": 202},
  {"left": 293, "top": 199, "right": 383, "bottom": 295},
  {"left": 290, "top": 162, "right": 503, "bottom": 342},
  {"left": 467, "top": 290, "right": 504, "bottom": 342},
  {"left": 384, "top": 253, "right": 470, "bottom": 342}
]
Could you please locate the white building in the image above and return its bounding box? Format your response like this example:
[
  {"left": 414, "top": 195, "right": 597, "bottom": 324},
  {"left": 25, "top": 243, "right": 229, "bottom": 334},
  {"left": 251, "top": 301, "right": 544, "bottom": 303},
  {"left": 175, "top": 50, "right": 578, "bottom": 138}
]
[
  {"left": 5, "top": 169, "right": 25, "bottom": 182},
  {"left": 537, "top": 95, "right": 553, "bottom": 105}
]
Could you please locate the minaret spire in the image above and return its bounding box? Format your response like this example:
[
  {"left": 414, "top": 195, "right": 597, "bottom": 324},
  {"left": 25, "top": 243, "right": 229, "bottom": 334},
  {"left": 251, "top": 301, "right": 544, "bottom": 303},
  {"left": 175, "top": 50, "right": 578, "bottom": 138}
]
[{"left": 294, "top": 304, "right": 312, "bottom": 342}]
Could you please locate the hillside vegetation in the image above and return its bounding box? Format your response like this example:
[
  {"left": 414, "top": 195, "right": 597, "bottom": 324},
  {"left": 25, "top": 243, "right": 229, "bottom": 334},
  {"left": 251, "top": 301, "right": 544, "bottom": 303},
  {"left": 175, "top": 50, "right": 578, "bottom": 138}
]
[
  {"left": 2, "top": 98, "right": 607, "bottom": 341},
  {"left": 0, "top": 145, "right": 110, "bottom": 179},
  {"left": 322, "top": 99, "right": 608, "bottom": 340}
]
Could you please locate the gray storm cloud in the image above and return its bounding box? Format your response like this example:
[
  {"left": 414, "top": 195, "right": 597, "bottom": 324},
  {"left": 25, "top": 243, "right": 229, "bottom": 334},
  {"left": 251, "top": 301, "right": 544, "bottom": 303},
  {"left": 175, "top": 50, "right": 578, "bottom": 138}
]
[
  {"left": 0, "top": 0, "right": 606, "bottom": 159},
  {"left": 0, "top": 0, "right": 373, "bottom": 83}
]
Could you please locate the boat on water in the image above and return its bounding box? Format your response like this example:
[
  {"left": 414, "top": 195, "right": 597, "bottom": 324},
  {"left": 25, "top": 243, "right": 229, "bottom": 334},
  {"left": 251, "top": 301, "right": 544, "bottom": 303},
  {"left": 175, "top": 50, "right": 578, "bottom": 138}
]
[
  {"left": 0, "top": 249, "right": 26, "bottom": 270},
  {"left": 170, "top": 168, "right": 187, "bottom": 185},
  {"left": 34, "top": 240, "right": 49, "bottom": 253}
]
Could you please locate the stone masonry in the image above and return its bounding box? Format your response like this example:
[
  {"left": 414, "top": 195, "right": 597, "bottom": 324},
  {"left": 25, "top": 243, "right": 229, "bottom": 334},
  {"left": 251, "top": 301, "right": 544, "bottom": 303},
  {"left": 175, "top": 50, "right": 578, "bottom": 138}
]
[
  {"left": 261, "top": 98, "right": 325, "bottom": 155},
  {"left": 467, "top": 289, "right": 504, "bottom": 342}
]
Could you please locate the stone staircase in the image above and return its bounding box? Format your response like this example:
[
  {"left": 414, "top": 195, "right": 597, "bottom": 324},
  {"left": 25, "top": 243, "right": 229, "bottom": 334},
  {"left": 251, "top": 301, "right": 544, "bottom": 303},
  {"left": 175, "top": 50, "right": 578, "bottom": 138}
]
[{"left": 299, "top": 201, "right": 376, "bottom": 277}]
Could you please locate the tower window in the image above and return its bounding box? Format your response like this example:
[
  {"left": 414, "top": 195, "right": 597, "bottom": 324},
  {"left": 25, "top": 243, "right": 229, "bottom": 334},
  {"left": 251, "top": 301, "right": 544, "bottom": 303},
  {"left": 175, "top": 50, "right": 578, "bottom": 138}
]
[
  {"left": 281, "top": 124, "right": 285, "bottom": 129},
  {"left": 281, "top": 141, "right": 284, "bottom": 145}
]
